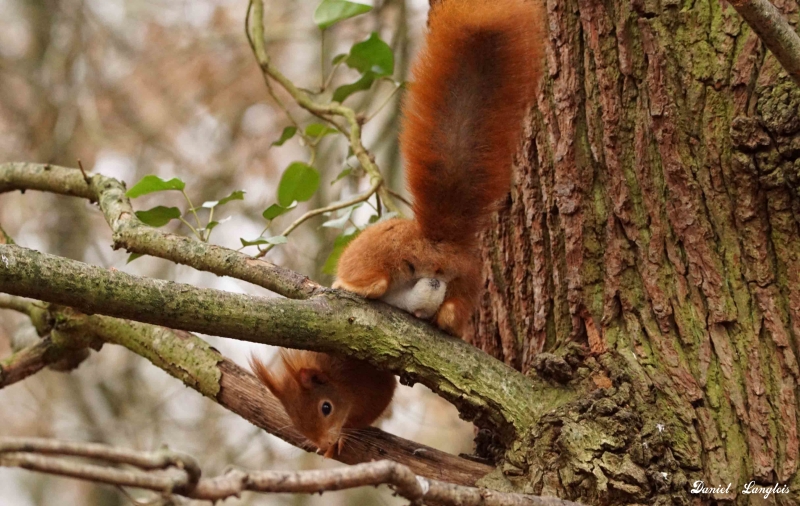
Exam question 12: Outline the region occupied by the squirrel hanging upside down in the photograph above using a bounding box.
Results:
[334,0,545,337]
[250,350,396,458]
[252,0,545,457]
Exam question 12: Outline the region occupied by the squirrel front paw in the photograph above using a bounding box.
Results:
[333,276,390,298]
[435,299,470,337]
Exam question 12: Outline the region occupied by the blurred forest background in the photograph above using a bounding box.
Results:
[0,0,474,504]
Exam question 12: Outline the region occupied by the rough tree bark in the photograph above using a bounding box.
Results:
[470,0,800,503]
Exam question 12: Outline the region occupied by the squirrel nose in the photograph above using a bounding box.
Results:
[429,278,441,290]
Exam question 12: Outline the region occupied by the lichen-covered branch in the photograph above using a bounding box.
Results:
[0,294,94,387]
[0,243,557,442]
[35,307,489,483]
[725,0,800,86]
[0,437,582,505]
[0,162,321,300]
[0,338,63,388]
[0,292,36,316]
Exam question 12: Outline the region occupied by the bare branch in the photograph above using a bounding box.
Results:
[0,437,584,506]
[0,437,199,475]
[0,453,189,494]
[0,243,551,442]
[725,0,800,86]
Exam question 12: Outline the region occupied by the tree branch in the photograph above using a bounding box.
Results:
[0,162,321,300]
[0,244,555,443]
[0,295,94,387]
[725,0,800,86]
[0,338,59,387]
[0,292,37,316]
[0,296,494,484]
[0,437,583,505]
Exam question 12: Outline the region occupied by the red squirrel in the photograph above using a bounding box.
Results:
[333,0,545,336]
[250,349,396,458]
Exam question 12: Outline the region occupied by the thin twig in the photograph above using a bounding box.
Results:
[0,438,201,485]
[0,437,584,506]
[365,82,403,123]
[725,0,800,86]
[255,179,382,257]
[245,2,300,127]
[246,0,402,215]
[386,187,412,208]
[77,159,91,185]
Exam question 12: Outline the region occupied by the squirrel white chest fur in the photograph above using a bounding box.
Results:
[380,277,447,319]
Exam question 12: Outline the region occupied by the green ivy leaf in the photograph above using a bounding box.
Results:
[345,32,393,76]
[135,206,182,227]
[271,126,297,147]
[323,228,360,275]
[261,204,286,221]
[332,72,376,103]
[331,168,352,184]
[240,235,288,247]
[126,175,185,198]
[266,235,288,245]
[314,0,372,29]
[241,237,269,247]
[277,162,320,207]
[368,211,398,224]
[322,204,362,229]
[202,190,245,209]
[305,123,338,139]
[127,253,144,264]
[332,53,348,65]
[201,216,232,235]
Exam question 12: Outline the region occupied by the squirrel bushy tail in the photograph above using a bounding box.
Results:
[400,0,544,245]
[333,0,545,336]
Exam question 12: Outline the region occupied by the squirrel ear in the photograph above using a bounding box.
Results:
[249,354,282,397]
[297,368,328,389]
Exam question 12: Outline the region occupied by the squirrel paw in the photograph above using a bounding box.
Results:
[333,276,390,298]
[435,299,469,337]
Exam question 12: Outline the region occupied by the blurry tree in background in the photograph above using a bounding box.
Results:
[0,0,474,505]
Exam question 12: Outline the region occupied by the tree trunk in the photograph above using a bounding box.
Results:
[471,0,800,503]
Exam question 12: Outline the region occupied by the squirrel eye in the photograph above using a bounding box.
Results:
[321,401,332,416]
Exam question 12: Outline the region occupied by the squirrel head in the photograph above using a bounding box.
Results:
[250,350,350,457]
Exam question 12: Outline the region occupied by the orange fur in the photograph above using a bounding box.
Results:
[335,0,545,336]
[250,350,396,458]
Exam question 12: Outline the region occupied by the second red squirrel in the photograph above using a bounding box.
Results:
[334,0,545,336]
[250,350,396,458]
